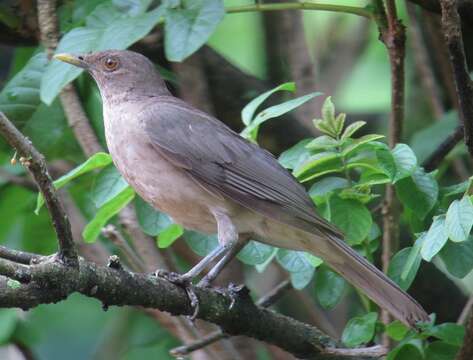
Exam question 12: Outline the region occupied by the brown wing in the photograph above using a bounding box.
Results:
[140,96,343,238]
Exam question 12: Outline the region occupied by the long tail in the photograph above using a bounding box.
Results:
[303,232,429,327]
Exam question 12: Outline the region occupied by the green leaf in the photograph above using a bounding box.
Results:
[82,186,135,243]
[92,165,129,208]
[305,253,323,267]
[290,267,315,290]
[387,342,424,360]
[305,135,340,151]
[134,196,172,236]
[0,52,48,127]
[341,312,378,347]
[396,167,438,220]
[391,143,417,182]
[241,92,322,140]
[333,113,346,138]
[425,341,460,360]
[446,196,473,242]
[386,320,409,341]
[255,248,278,273]
[278,139,311,170]
[184,231,218,256]
[241,82,295,126]
[164,0,224,62]
[35,152,112,213]
[388,247,421,291]
[342,134,385,157]
[309,177,350,199]
[0,309,18,344]
[157,223,184,248]
[41,3,165,104]
[401,233,425,282]
[341,120,366,140]
[441,180,470,198]
[421,216,449,261]
[276,249,314,273]
[237,241,275,266]
[439,237,473,278]
[294,152,343,182]
[321,96,335,124]
[425,323,464,346]
[314,265,346,309]
[330,196,372,245]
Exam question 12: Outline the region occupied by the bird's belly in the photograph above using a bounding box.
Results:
[104,117,234,234]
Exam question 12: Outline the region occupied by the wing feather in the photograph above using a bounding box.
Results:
[140,96,342,238]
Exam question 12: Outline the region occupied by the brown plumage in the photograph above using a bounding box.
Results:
[55,50,429,327]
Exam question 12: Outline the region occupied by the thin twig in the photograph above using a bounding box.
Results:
[439,0,473,160]
[422,125,464,171]
[458,295,473,325]
[102,225,144,272]
[226,2,373,19]
[406,3,445,118]
[324,345,388,357]
[37,0,102,157]
[170,279,293,357]
[0,112,78,265]
[0,246,42,265]
[0,168,37,191]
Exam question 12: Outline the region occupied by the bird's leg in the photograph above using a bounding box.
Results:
[197,239,246,288]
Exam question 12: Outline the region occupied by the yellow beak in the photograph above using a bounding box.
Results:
[53,53,88,69]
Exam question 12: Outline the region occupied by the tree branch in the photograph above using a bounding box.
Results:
[0,252,381,360]
[422,125,464,171]
[0,112,78,265]
[373,0,406,346]
[439,0,473,160]
[170,279,293,357]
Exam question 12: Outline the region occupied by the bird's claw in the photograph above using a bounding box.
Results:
[213,282,247,310]
[156,270,200,320]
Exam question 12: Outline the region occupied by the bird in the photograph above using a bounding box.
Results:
[54,50,429,327]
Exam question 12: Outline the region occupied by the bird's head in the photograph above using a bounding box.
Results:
[54,50,169,102]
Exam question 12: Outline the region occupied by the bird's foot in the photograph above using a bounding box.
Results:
[156,270,200,320]
[210,282,248,310]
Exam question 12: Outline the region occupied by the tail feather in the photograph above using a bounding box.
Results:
[305,233,429,327]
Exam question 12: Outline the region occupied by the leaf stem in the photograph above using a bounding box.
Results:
[226,2,373,19]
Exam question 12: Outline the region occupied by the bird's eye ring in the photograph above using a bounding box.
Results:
[103,57,119,71]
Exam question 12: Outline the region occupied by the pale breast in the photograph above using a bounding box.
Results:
[103,103,238,234]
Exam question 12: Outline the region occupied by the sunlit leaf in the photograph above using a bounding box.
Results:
[445,196,473,242]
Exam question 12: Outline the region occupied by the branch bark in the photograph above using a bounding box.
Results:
[439,0,473,160]
[373,0,406,346]
[422,125,464,171]
[0,112,78,265]
[0,249,381,360]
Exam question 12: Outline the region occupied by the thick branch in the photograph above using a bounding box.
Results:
[440,0,473,159]
[0,113,78,264]
[0,254,380,360]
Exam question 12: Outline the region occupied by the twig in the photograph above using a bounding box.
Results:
[456,309,473,360]
[458,295,473,325]
[0,246,41,265]
[422,125,464,171]
[324,345,388,357]
[37,0,102,157]
[0,112,78,265]
[439,0,473,160]
[226,2,373,19]
[0,168,37,191]
[102,225,144,272]
[406,3,445,119]
[170,279,293,357]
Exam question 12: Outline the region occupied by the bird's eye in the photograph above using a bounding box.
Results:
[103,57,119,71]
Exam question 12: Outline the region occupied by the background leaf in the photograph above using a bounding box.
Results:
[164,0,224,62]
[341,312,378,347]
